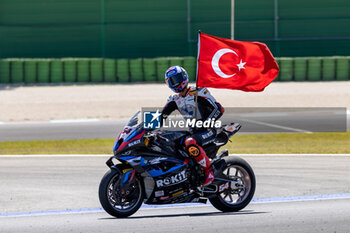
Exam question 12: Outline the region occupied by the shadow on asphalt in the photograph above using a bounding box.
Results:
[98,209,268,220]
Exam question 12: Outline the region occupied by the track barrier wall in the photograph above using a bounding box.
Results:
[0,57,349,84]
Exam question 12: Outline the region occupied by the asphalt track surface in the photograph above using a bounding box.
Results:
[0,154,349,233]
[0,109,348,141]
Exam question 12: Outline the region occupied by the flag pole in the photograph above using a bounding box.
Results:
[231,0,235,40]
[194,80,198,120]
[194,31,201,120]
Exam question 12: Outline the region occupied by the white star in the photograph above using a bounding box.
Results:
[151,110,161,122]
[237,59,246,71]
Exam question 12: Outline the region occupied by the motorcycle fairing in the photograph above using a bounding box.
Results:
[109,154,196,204]
[115,128,146,152]
[116,155,188,178]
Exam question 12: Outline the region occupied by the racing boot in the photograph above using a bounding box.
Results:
[185,138,215,186]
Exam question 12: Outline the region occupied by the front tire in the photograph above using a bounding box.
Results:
[209,156,256,212]
[98,166,144,218]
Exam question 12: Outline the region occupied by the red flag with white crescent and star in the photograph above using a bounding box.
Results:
[196,32,279,92]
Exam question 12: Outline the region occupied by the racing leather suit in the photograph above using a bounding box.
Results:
[161,86,224,186]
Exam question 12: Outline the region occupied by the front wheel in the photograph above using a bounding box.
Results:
[209,156,256,212]
[98,165,144,218]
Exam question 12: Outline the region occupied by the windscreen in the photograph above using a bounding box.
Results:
[126,111,141,127]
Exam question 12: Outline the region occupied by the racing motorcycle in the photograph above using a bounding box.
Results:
[98,111,255,218]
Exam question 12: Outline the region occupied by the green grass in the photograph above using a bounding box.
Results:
[222,132,350,154]
[0,132,349,155]
[0,139,113,155]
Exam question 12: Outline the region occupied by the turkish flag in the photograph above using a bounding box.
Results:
[196,32,279,92]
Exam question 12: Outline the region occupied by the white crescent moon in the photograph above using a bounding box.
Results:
[211,48,238,78]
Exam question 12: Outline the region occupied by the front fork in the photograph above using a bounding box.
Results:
[118,168,136,198]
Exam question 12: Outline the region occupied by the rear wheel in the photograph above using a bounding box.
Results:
[209,156,255,212]
[98,165,144,218]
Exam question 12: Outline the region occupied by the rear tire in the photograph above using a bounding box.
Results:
[98,166,144,218]
[209,156,255,212]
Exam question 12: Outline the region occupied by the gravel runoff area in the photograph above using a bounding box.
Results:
[0,81,349,122]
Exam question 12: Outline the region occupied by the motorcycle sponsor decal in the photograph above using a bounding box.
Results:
[119,127,133,140]
[225,123,240,132]
[128,139,141,147]
[219,182,230,192]
[156,170,187,187]
[198,158,206,167]
[127,157,142,166]
[149,157,168,165]
[188,145,200,157]
[172,190,184,197]
[159,196,170,200]
[169,187,182,194]
[155,190,164,197]
[122,151,131,155]
[213,110,220,119]
[142,159,148,165]
[201,130,214,139]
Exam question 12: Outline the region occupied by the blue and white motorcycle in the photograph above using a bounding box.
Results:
[98,111,255,218]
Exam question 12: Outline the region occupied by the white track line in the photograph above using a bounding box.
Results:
[1,154,350,158]
[0,154,110,158]
[232,154,350,157]
[1,193,350,218]
[50,119,100,123]
[237,112,289,117]
[242,118,313,133]
[0,108,348,125]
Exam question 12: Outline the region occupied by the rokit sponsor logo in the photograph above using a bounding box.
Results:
[156,170,187,187]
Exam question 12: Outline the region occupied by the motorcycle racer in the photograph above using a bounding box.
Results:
[161,66,224,186]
